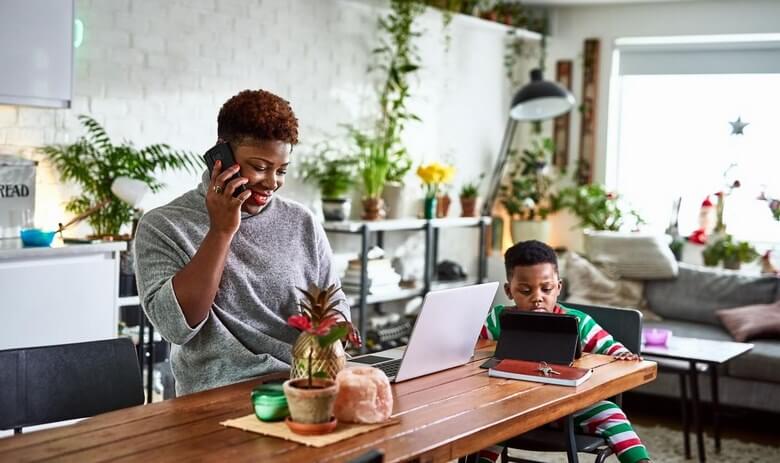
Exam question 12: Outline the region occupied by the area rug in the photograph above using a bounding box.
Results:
[507,423,780,462]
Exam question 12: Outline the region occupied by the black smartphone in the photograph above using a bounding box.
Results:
[202,142,246,197]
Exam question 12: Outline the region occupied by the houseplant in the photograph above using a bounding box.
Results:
[40,115,198,238]
[459,175,483,217]
[500,138,555,242]
[349,127,391,220]
[702,235,759,270]
[284,284,361,433]
[299,142,359,221]
[553,183,643,232]
[417,162,456,219]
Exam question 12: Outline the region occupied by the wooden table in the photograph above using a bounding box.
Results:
[0,341,656,462]
[642,335,753,463]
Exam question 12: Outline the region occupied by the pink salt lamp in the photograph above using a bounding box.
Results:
[643,328,672,346]
[333,366,393,424]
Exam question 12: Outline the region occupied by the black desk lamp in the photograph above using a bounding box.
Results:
[482,69,576,217]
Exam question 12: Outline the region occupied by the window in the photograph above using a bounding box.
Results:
[609,35,780,245]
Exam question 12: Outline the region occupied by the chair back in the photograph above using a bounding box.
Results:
[0,338,144,431]
[561,302,643,353]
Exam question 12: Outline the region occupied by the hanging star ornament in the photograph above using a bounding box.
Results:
[729,117,749,135]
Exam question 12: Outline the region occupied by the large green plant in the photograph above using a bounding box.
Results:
[702,235,759,268]
[348,127,391,199]
[41,115,199,237]
[552,183,643,232]
[299,142,359,199]
[368,0,424,187]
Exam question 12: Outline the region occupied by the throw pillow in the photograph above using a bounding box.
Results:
[716,300,780,342]
[583,230,678,280]
[562,251,661,321]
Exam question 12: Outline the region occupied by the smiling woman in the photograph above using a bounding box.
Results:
[133,89,351,396]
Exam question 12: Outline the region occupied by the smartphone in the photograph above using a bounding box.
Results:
[202,142,246,197]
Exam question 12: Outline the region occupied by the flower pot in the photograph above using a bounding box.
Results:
[460,196,477,217]
[361,197,386,221]
[382,182,404,219]
[322,198,351,222]
[285,415,338,435]
[423,196,437,220]
[723,257,741,270]
[283,378,339,426]
[290,332,346,381]
[436,194,451,218]
[510,220,551,244]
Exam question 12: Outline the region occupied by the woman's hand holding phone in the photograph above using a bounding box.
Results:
[206,160,252,236]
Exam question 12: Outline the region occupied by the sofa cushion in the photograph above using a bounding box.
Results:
[644,263,780,326]
[728,340,780,384]
[645,320,780,384]
[716,300,780,342]
[584,230,678,279]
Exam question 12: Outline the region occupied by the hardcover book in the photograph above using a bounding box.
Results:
[488,358,592,386]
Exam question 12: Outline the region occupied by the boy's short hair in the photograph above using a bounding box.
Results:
[504,240,559,277]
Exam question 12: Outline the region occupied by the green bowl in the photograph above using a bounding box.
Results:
[251,384,289,422]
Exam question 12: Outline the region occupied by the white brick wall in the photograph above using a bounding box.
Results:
[0,0,512,241]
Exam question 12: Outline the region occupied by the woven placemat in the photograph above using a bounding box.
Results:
[220,415,399,447]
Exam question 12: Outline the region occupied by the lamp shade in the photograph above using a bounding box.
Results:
[509,69,575,121]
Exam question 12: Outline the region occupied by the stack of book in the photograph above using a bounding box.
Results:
[341,257,402,295]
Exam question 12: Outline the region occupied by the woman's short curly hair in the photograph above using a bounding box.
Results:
[217,89,299,146]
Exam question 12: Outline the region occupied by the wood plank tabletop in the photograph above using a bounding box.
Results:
[0,341,657,463]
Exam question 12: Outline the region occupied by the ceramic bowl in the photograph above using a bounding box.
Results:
[643,328,672,346]
[20,228,56,247]
[251,383,289,422]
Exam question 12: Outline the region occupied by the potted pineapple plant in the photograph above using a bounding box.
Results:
[284,284,361,435]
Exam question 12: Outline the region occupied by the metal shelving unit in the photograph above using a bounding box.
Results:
[324,216,490,352]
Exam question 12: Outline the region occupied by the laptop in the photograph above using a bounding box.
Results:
[347,282,499,382]
[480,310,581,369]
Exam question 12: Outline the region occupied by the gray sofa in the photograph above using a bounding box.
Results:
[634,262,780,413]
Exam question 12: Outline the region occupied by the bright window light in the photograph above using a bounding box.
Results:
[612,73,780,244]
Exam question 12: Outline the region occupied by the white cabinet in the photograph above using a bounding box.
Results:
[0,240,126,350]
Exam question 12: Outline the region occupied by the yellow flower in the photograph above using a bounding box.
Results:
[417,162,456,197]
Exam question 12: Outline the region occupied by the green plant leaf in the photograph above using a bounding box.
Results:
[317,325,349,348]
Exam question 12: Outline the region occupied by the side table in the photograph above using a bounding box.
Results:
[642,336,753,463]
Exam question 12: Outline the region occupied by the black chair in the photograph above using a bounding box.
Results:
[0,338,144,434]
[501,302,643,463]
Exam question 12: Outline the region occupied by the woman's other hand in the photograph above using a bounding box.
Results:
[206,160,252,236]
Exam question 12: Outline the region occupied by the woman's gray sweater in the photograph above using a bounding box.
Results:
[133,174,347,395]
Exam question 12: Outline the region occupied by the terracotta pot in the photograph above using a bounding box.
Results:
[436,194,451,218]
[290,332,346,381]
[283,378,339,425]
[460,196,477,217]
[284,415,338,435]
[361,197,386,221]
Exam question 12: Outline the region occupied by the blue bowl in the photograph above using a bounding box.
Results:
[20,228,56,247]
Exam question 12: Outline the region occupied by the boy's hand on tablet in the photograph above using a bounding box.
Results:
[613,352,642,361]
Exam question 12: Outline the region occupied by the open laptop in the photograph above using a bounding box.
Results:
[347,282,499,382]
[479,310,581,369]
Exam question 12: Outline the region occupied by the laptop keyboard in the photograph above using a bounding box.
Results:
[376,359,402,378]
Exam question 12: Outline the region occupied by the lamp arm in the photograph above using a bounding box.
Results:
[481,118,519,217]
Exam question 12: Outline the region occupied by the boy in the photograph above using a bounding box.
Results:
[479,240,651,463]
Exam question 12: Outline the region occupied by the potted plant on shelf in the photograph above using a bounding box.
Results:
[299,142,359,221]
[702,234,759,270]
[284,284,361,434]
[459,175,483,217]
[417,161,456,219]
[349,128,391,221]
[500,138,556,243]
[40,115,199,239]
[553,183,644,232]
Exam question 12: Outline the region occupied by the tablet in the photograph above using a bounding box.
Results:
[482,310,580,368]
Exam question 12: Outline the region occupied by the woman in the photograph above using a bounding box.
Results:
[134,89,348,395]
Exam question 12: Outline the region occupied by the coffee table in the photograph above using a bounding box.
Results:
[642,336,753,463]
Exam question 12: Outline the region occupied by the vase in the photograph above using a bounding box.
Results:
[382,182,404,219]
[460,196,477,217]
[321,198,350,222]
[723,257,741,270]
[423,196,437,220]
[361,197,386,221]
[510,220,551,244]
[290,332,346,381]
[283,378,339,426]
[436,194,451,218]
